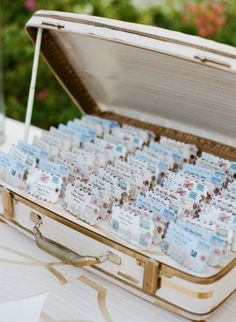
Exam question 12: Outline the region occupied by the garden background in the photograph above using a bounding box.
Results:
[2,0,236,129]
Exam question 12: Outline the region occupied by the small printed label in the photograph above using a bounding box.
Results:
[25,169,62,203]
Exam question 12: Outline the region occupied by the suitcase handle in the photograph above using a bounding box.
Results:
[32,214,111,267]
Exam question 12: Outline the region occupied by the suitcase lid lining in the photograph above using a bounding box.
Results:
[25,11,236,148]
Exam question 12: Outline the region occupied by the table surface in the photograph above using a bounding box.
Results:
[0,118,235,322]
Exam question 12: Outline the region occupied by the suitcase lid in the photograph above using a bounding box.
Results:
[26,10,236,148]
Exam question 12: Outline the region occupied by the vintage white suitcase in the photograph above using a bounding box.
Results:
[1,10,236,321]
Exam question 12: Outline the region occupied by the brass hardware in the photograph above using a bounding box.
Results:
[160,278,213,299]
[1,188,14,220]
[117,271,139,284]
[0,188,234,319]
[136,259,144,266]
[107,252,122,265]
[31,211,121,265]
[41,21,65,29]
[32,215,112,267]
[4,187,236,285]
[12,192,146,261]
[143,260,159,295]
[194,55,231,68]
[30,211,42,224]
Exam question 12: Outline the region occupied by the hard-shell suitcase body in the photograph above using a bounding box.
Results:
[1,10,236,320]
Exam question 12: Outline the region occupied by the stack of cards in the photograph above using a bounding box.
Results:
[110,205,155,248]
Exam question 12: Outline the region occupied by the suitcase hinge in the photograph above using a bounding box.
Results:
[143,260,160,295]
[1,188,14,220]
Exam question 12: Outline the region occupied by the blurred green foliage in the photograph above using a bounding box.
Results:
[2,0,236,129]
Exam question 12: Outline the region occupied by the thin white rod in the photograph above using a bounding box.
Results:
[23,27,43,142]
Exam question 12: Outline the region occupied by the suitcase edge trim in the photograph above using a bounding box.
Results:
[2,186,236,287]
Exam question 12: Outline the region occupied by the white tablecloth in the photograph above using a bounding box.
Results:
[0,118,44,322]
[1,117,42,152]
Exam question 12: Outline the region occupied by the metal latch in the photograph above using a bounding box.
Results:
[1,188,14,220]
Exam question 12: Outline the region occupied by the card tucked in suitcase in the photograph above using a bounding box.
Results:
[1,10,236,321]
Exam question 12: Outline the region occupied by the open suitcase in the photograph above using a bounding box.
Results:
[1,10,236,321]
